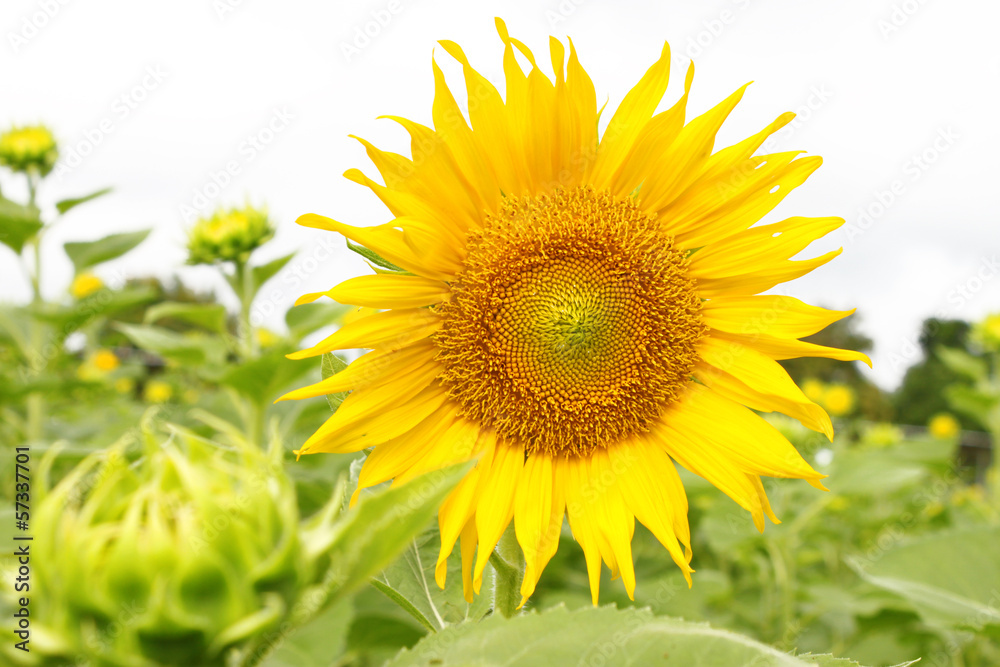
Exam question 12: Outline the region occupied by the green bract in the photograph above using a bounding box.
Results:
[187,205,274,265]
[5,425,342,666]
[0,124,59,176]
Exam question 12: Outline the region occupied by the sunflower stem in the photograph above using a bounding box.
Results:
[490,524,525,618]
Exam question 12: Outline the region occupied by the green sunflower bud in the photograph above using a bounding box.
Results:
[1,423,343,666]
[0,124,58,177]
[186,205,274,265]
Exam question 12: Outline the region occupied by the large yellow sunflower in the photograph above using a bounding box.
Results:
[282,19,870,607]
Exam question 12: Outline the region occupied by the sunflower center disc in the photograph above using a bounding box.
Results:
[435,186,706,455]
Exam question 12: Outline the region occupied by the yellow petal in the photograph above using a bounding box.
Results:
[590,448,637,600]
[588,42,672,189]
[309,273,449,310]
[286,307,440,360]
[695,249,843,298]
[664,384,825,483]
[431,57,499,214]
[610,438,693,583]
[436,430,497,589]
[696,338,832,439]
[702,296,855,341]
[564,455,603,605]
[472,439,523,593]
[311,356,442,435]
[296,383,451,456]
[715,330,873,367]
[353,402,462,505]
[296,213,457,281]
[277,340,436,402]
[459,516,478,603]
[514,452,566,605]
[690,215,844,277]
[656,421,768,530]
[671,154,823,250]
[640,82,750,212]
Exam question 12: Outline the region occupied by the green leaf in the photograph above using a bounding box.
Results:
[220,348,315,407]
[144,301,228,334]
[55,187,112,215]
[116,322,227,368]
[346,239,406,272]
[0,195,43,254]
[64,229,151,273]
[256,596,354,667]
[935,346,987,380]
[285,302,350,341]
[322,461,473,603]
[851,526,1000,632]
[28,286,158,333]
[945,384,1000,425]
[799,656,918,667]
[252,252,296,293]
[320,352,349,411]
[386,605,882,666]
[371,526,494,632]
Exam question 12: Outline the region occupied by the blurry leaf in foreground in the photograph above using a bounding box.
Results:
[64,229,151,273]
[285,301,351,341]
[144,300,229,334]
[116,322,227,368]
[254,461,472,665]
[220,347,315,407]
[55,186,112,215]
[850,526,1000,632]
[371,526,494,632]
[386,605,901,667]
[0,195,43,253]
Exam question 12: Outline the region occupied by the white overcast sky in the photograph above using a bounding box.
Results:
[1,0,998,389]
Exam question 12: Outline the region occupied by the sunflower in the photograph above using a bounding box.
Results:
[282,19,869,606]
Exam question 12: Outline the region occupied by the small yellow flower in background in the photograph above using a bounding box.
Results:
[70,273,104,299]
[76,349,120,381]
[951,484,985,507]
[182,388,200,404]
[114,377,135,394]
[92,349,120,372]
[144,380,173,403]
[928,413,960,440]
[824,384,855,416]
[802,378,826,403]
[828,496,849,512]
[923,501,945,518]
[187,204,274,264]
[863,422,904,447]
[283,19,869,606]
[972,313,1000,351]
[0,124,58,175]
[256,327,281,348]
